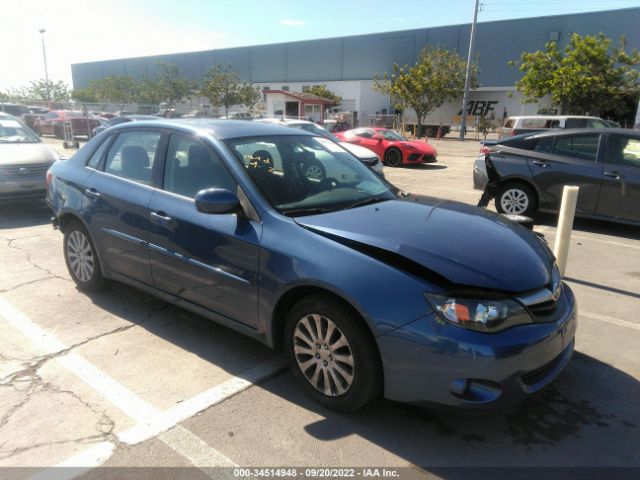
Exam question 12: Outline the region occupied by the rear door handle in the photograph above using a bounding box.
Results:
[532,160,551,167]
[150,211,173,223]
[604,171,622,180]
[85,188,100,199]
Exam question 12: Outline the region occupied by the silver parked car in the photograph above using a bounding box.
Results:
[0,113,60,201]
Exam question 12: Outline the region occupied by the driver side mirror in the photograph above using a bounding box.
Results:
[195,188,240,214]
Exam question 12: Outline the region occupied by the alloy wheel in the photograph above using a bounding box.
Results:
[385,149,402,167]
[500,188,530,215]
[305,164,324,180]
[293,313,355,396]
[66,230,95,283]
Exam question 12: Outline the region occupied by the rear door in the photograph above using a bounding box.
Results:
[596,134,640,223]
[526,133,604,214]
[83,129,165,284]
[146,132,261,327]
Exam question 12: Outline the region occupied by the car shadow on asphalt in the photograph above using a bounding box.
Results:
[534,212,640,242]
[400,164,448,171]
[79,282,639,469]
[258,351,639,469]
[0,201,52,230]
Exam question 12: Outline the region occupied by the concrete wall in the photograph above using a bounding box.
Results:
[72,7,640,90]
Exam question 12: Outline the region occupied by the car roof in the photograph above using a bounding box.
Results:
[110,118,316,139]
[528,128,639,138]
[507,115,604,120]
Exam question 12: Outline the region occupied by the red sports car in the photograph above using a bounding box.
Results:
[335,127,437,167]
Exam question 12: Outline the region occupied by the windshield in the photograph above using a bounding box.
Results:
[290,123,341,143]
[379,129,407,141]
[225,135,396,216]
[0,119,40,144]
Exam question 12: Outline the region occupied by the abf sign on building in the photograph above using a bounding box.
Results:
[71,7,640,128]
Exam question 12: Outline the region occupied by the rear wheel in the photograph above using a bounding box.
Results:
[63,221,108,291]
[496,183,537,216]
[384,148,403,167]
[285,294,382,412]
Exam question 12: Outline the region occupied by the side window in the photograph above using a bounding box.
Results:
[103,131,161,185]
[356,129,374,139]
[552,134,600,161]
[608,135,640,169]
[504,119,515,128]
[588,119,608,129]
[163,135,235,198]
[534,136,554,153]
[565,118,587,129]
[86,136,112,169]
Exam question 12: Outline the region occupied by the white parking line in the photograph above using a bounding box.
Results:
[572,234,640,251]
[581,310,640,331]
[0,297,283,476]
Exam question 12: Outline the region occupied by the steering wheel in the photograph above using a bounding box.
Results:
[321,177,339,190]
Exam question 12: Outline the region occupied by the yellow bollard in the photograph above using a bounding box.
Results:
[553,186,580,277]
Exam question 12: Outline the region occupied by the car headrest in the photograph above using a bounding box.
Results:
[188,144,211,170]
[121,145,150,169]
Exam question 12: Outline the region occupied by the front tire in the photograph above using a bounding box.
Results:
[63,221,108,291]
[384,148,403,167]
[496,183,537,216]
[285,294,382,412]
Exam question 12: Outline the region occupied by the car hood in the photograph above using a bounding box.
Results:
[295,196,553,293]
[399,140,436,153]
[339,142,377,160]
[0,143,59,165]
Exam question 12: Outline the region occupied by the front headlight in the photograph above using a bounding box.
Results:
[425,293,532,332]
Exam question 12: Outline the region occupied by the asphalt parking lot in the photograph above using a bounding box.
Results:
[0,135,639,479]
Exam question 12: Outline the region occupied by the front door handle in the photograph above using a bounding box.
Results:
[85,188,100,199]
[604,171,622,180]
[532,160,550,167]
[150,211,173,223]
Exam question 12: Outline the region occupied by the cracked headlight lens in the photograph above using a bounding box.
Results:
[425,293,533,332]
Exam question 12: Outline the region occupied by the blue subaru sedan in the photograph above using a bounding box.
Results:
[46,119,577,412]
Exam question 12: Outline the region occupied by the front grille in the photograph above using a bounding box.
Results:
[0,163,50,179]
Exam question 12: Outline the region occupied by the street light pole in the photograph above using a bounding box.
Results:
[459,0,480,140]
[38,28,50,101]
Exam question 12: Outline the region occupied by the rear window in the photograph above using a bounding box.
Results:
[521,118,554,129]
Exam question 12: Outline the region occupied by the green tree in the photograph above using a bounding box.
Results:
[71,87,98,103]
[306,85,341,105]
[201,65,243,117]
[77,75,140,104]
[153,62,197,113]
[374,46,477,136]
[512,33,640,117]
[239,83,262,113]
[26,79,71,101]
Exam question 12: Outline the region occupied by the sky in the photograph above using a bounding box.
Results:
[2,0,639,91]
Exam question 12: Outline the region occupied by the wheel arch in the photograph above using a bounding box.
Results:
[270,284,379,356]
[57,211,108,277]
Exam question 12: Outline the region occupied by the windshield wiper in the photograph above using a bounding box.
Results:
[282,207,331,217]
[344,196,390,210]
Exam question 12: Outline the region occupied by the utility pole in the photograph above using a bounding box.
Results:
[39,28,51,101]
[459,0,480,140]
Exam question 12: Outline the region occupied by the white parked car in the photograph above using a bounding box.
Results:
[500,115,610,138]
[255,118,384,177]
[0,113,60,202]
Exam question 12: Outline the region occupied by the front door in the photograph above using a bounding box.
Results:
[147,133,261,327]
[526,133,604,215]
[83,129,164,284]
[596,134,640,223]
